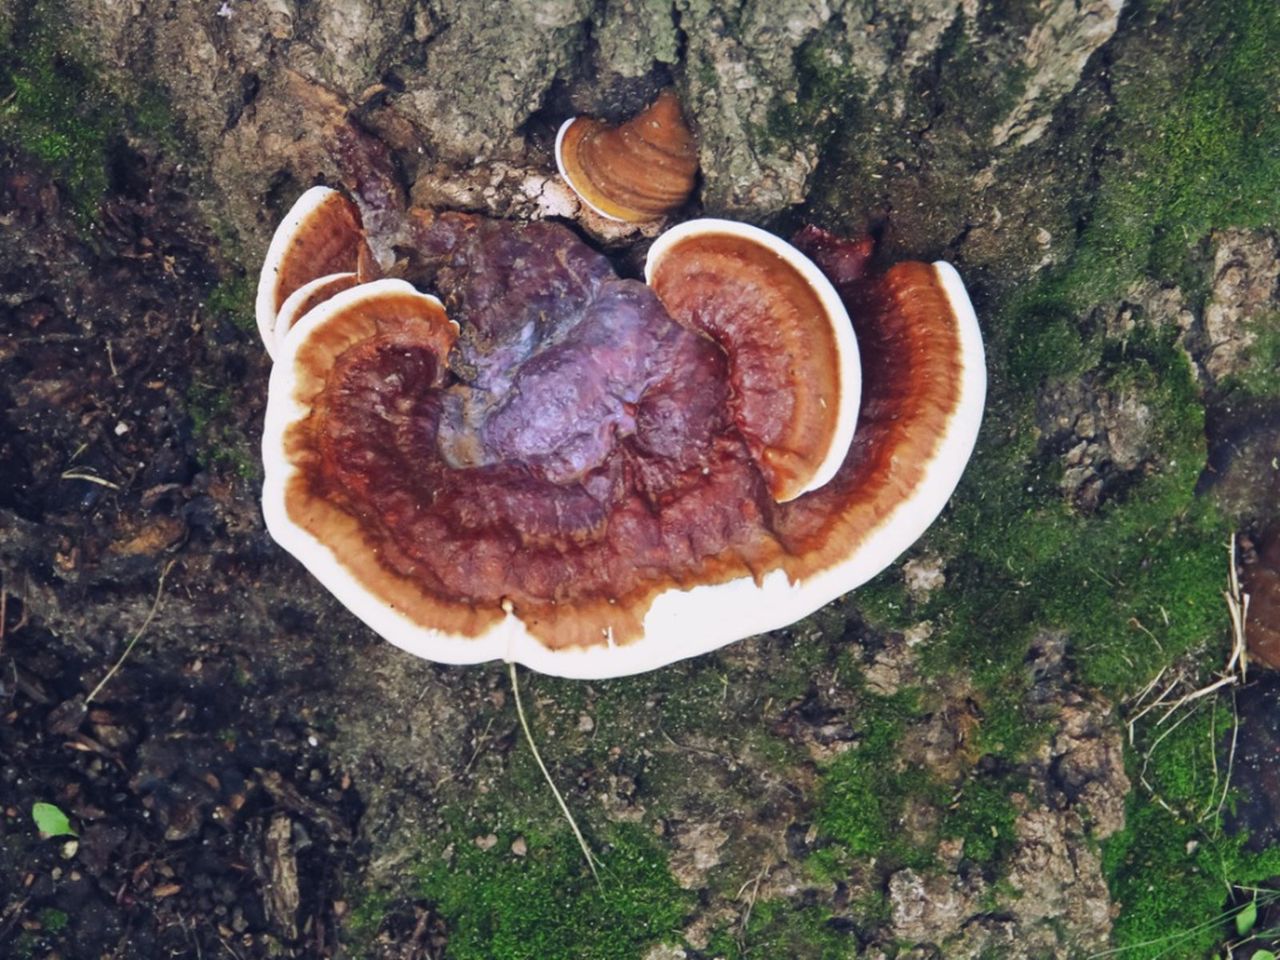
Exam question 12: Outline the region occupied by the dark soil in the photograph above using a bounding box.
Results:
[0,144,365,958]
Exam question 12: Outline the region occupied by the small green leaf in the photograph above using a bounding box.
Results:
[31,802,76,839]
[1253,951,1276,960]
[1237,898,1259,936]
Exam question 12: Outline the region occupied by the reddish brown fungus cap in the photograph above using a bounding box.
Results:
[260,212,985,678]
[645,219,860,502]
[272,272,361,347]
[769,234,987,601]
[255,186,369,359]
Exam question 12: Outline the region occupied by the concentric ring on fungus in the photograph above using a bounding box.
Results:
[272,272,361,348]
[259,198,985,678]
[255,186,368,359]
[645,219,860,502]
[555,89,699,223]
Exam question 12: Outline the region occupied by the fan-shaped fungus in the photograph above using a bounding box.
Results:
[646,219,860,502]
[254,186,369,359]
[272,272,361,348]
[258,201,984,678]
[555,89,699,223]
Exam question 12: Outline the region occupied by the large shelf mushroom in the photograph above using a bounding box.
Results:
[258,191,985,678]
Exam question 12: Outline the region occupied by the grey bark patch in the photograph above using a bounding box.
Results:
[1202,228,1280,383]
[1039,377,1159,513]
[398,0,595,161]
[593,0,681,80]
[991,0,1124,148]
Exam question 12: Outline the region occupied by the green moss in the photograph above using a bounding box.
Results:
[815,690,938,868]
[975,689,1050,762]
[0,5,111,222]
[535,658,729,781]
[186,381,233,438]
[1047,0,1280,311]
[1100,631,1280,956]
[1147,707,1227,816]
[186,380,258,481]
[344,889,392,950]
[1218,316,1280,401]
[128,83,186,156]
[930,11,1032,136]
[941,775,1022,865]
[534,640,822,791]
[1100,691,1280,957]
[1104,802,1280,959]
[705,901,858,960]
[1004,301,1104,390]
[416,823,689,960]
[10,908,71,959]
[0,2,189,226]
[849,574,914,632]
[759,629,845,705]
[384,676,694,960]
[205,272,257,335]
[760,20,864,162]
[815,695,1019,871]
[12,931,38,960]
[37,908,68,933]
[916,320,1220,721]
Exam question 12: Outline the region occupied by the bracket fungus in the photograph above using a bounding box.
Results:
[255,186,371,359]
[272,272,361,348]
[257,189,985,678]
[555,89,699,223]
[646,219,861,503]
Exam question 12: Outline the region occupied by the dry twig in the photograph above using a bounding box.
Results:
[736,867,768,946]
[508,660,600,886]
[1123,536,1250,823]
[60,469,122,490]
[86,560,175,704]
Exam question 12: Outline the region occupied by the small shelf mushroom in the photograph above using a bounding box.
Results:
[272,272,360,348]
[257,193,985,678]
[254,186,370,359]
[555,89,699,223]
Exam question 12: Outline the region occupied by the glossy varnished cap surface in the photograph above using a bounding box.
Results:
[255,187,367,359]
[646,219,860,502]
[555,90,698,223]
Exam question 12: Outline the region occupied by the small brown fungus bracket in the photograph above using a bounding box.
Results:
[555,89,699,224]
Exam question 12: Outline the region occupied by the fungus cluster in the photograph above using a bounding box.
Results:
[256,93,985,678]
